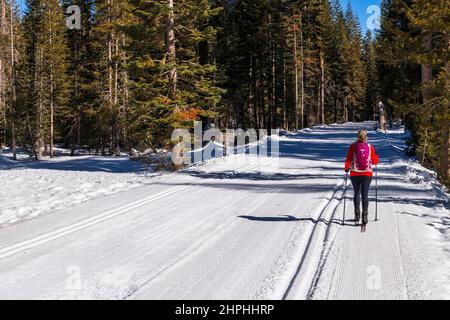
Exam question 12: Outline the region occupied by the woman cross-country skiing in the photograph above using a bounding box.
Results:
[344,130,379,230]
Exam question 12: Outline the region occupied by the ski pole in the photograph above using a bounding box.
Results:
[342,172,348,225]
[375,165,378,221]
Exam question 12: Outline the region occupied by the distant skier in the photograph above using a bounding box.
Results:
[344,130,379,231]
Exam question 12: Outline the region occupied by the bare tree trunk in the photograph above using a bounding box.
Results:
[36,47,44,160]
[70,123,75,156]
[0,1,4,147]
[167,0,177,101]
[422,128,428,164]
[271,36,276,131]
[332,92,336,124]
[25,103,37,160]
[249,54,254,127]
[114,20,119,108]
[0,59,3,146]
[77,113,80,145]
[293,12,299,130]
[316,84,320,125]
[251,55,258,128]
[260,68,266,129]
[71,45,79,157]
[283,55,287,130]
[113,31,119,154]
[50,77,54,157]
[49,6,54,158]
[343,96,348,123]
[320,51,325,125]
[107,0,114,155]
[299,12,304,129]
[9,0,16,160]
[121,33,132,156]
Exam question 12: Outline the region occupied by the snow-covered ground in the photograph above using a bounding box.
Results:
[0,122,449,299]
[0,152,152,226]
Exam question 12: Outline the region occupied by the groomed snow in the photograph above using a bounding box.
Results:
[0,152,153,225]
[0,122,449,300]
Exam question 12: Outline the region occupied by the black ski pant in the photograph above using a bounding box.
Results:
[350,176,372,223]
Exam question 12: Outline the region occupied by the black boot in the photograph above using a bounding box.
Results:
[354,211,360,224]
[362,212,368,225]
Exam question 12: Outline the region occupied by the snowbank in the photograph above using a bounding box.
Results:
[0,153,152,226]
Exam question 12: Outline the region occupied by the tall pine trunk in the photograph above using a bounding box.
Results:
[292,10,304,130]
[271,36,276,131]
[320,51,325,125]
[49,5,54,158]
[282,55,287,130]
[333,92,338,123]
[343,97,348,123]
[0,58,3,147]
[36,46,44,160]
[0,0,4,147]
[113,32,119,154]
[121,33,131,156]
[251,55,258,128]
[248,54,253,128]
[9,0,16,160]
[299,12,304,129]
[107,0,113,155]
[293,13,299,130]
[167,0,177,101]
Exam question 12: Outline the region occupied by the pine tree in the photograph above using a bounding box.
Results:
[407,0,450,181]
[362,30,378,120]
[343,1,365,122]
[318,0,334,125]
[0,0,9,149]
[22,0,69,159]
[376,0,449,185]
[0,0,6,148]
[328,0,348,123]
[92,0,129,154]
[125,0,223,148]
[63,0,97,155]
[0,0,22,158]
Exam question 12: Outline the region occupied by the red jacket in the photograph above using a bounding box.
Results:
[345,143,379,177]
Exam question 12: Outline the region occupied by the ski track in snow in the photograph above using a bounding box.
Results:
[305,127,450,300]
[0,122,449,299]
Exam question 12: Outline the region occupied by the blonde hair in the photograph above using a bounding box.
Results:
[357,130,368,143]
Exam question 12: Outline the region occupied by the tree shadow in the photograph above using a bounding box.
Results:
[377,196,449,210]
[0,155,147,173]
[185,170,344,181]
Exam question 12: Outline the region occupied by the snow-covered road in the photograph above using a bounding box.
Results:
[0,122,449,299]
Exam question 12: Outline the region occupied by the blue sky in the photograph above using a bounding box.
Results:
[16,0,381,34]
[339,0,382,34]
